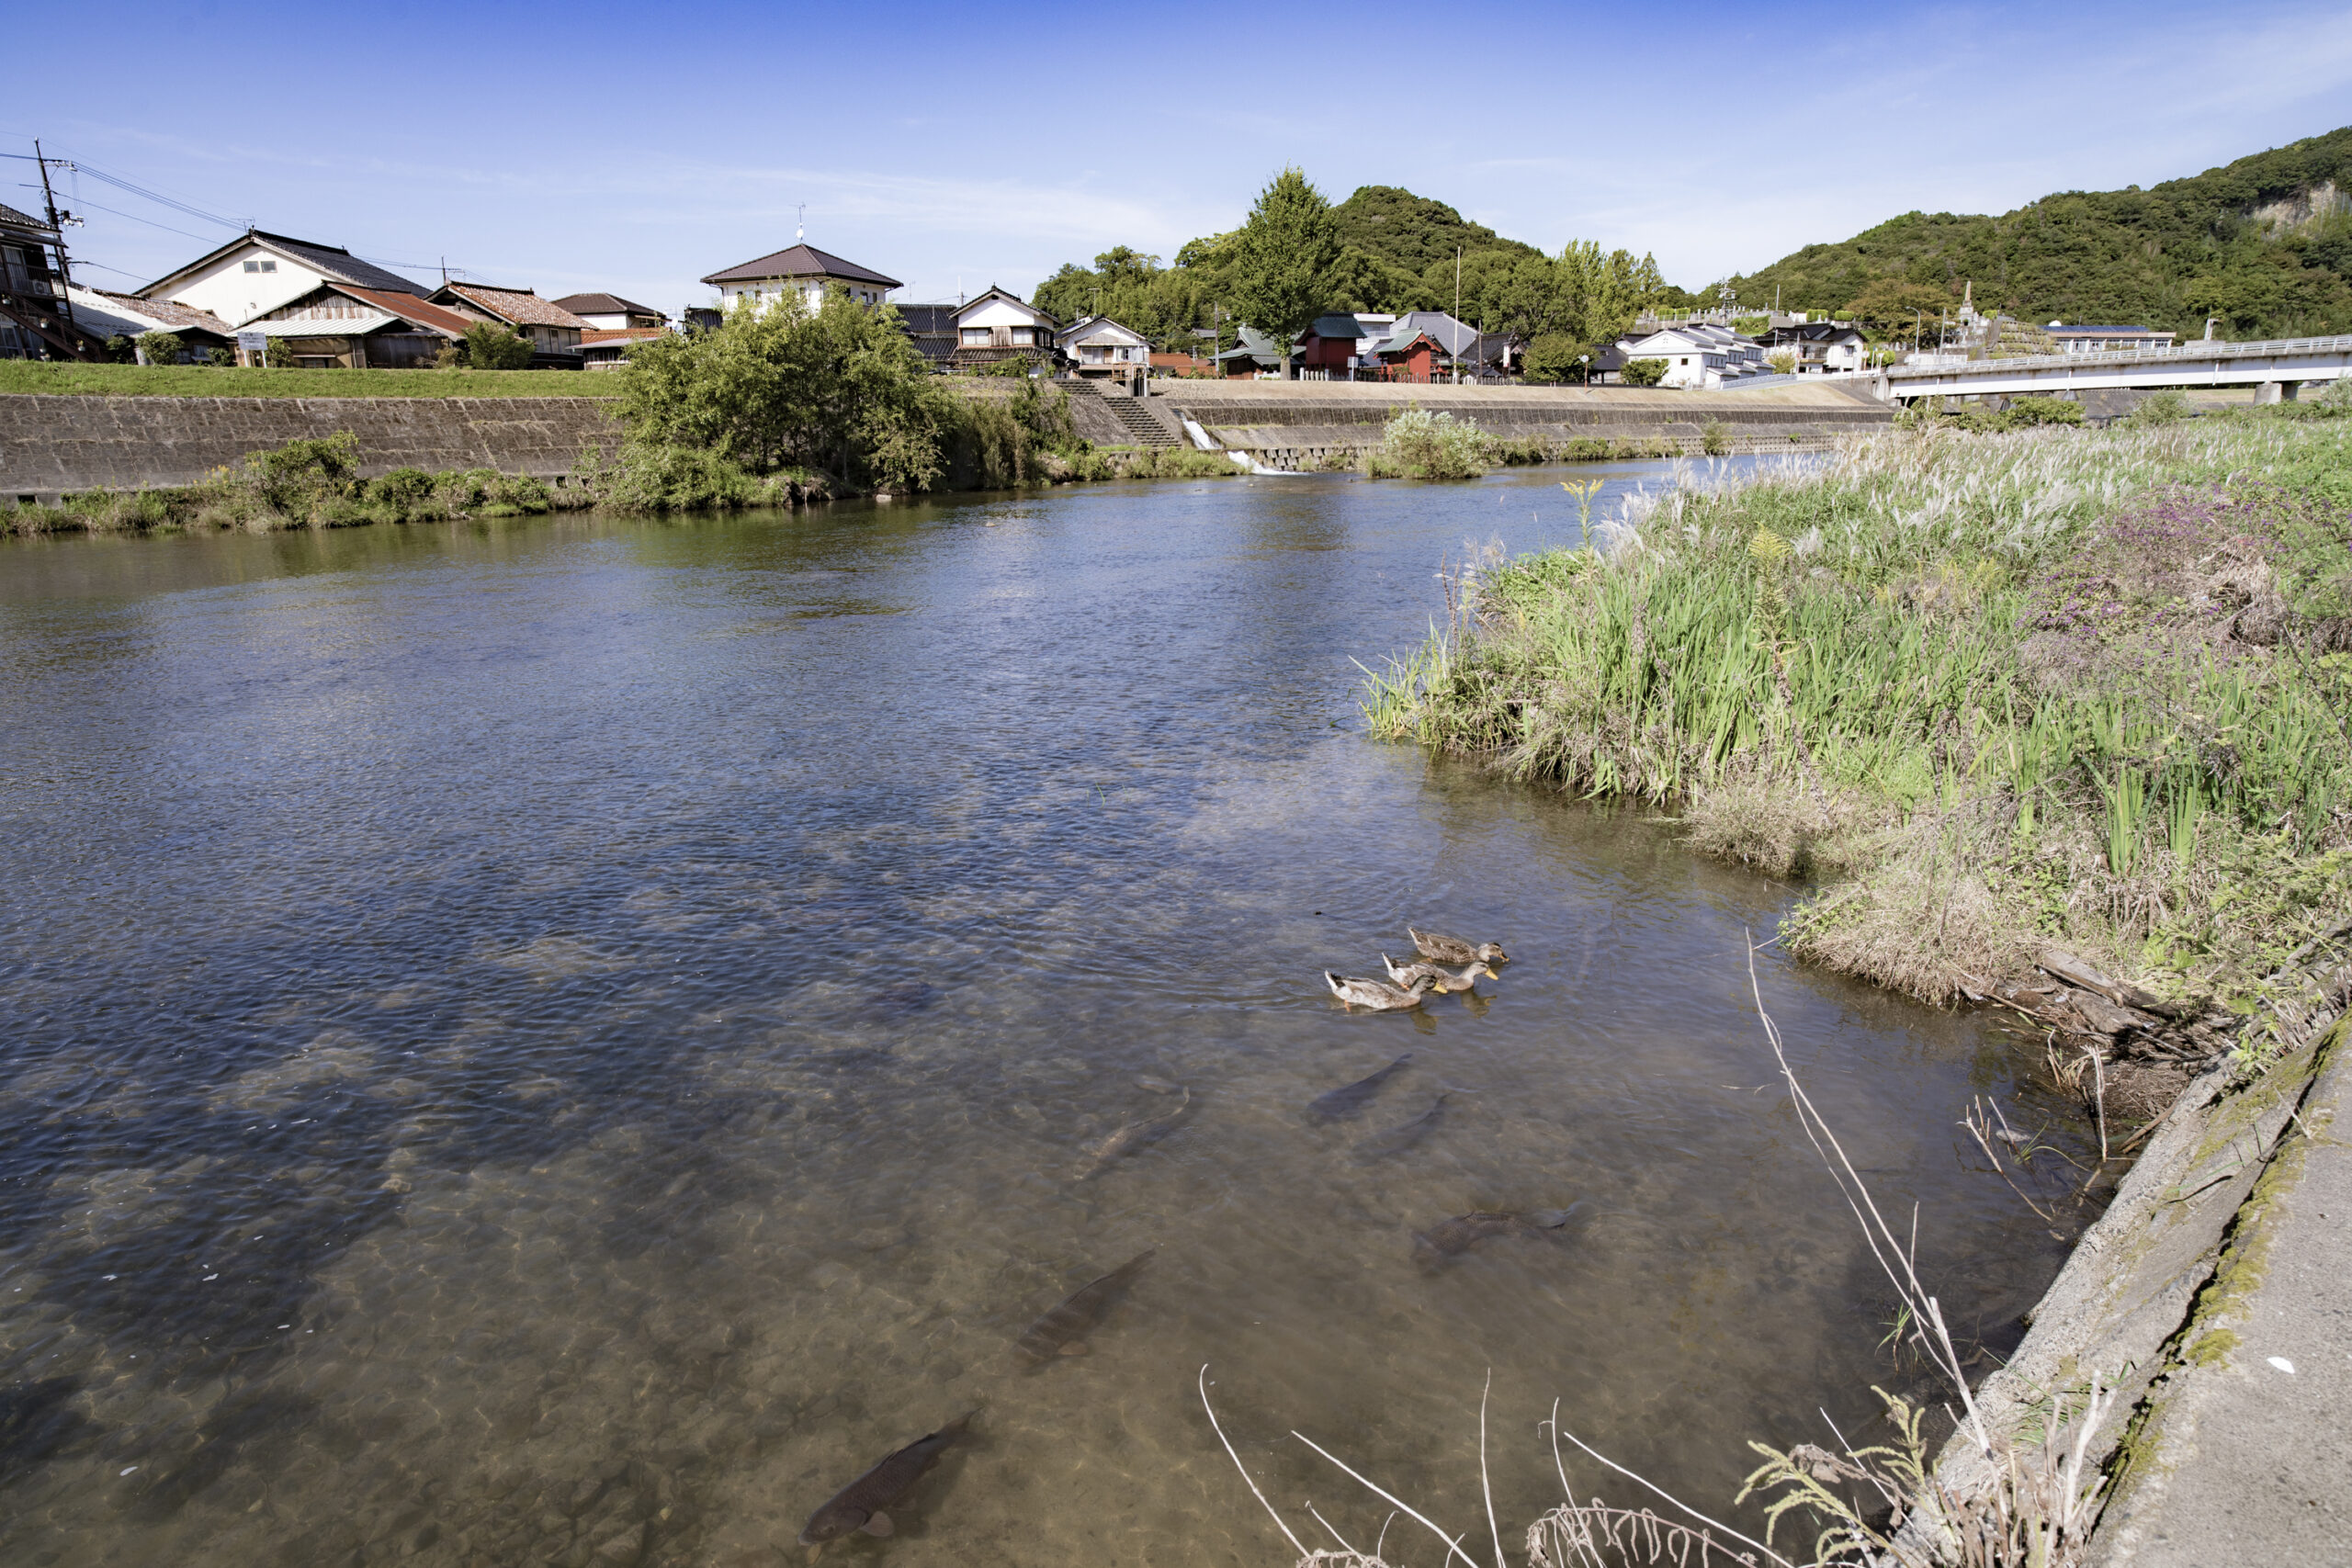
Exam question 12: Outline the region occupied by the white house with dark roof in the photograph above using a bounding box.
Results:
[950,287,1058,368]
[1055,314,1149,376]
[553,292,667,331]
[700,243,900,312]
[137,229,426,328]
[429,283,588,361]
[1617,322,1769,389]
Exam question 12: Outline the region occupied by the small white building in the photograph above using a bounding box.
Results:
[553,292,667,331]
[1618,322,1770,389]
[951,287,1058,368]
[1759,321,1868,375]
[1055,313,1149,376]
[137,230,429,328]
[700,243,900,313]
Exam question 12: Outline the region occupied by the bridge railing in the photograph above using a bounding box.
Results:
[1886,333,2352,379]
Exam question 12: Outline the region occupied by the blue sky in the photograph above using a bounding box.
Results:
[10,0,2352,316]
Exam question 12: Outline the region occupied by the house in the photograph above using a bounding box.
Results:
[137,229,425,328]
[950,287,1057,369]
[1,200,107,360]
[580,328,667,370]
[1213,324,1288,376]
[700,242,900,313]
[1758,321,1867,375]
[1296,313,1371,375]
[553,292,667,331]
[1616,322,1769,389]
[62,287,235,362]
[2045,323,2177,355]
[239,282,481,368]
[894,303,961,370]
[1056,314,1150,377]
[429,283,588,364]
[1374,328,1450,381]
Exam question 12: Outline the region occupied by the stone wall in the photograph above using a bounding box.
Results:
[0,395,625,503]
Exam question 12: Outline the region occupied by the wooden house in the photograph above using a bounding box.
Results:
[242,283,479,368]
[1374,329,1447,382]
[431,283,588,364]
[1,200,106,360]
[553,292,667,331]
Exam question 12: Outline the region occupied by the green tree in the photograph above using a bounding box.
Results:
[1844,278,1951,343]
[1622,358,1668,387]
[140,332,185,366]
[1522,334,1588,383]
[618,287,956,492]
[460,321,535,369]
[1228,167,1343,378]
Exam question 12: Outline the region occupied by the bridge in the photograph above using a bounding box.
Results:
[1860,333,2352,405]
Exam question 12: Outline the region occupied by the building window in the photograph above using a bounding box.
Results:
[961,328,989,346]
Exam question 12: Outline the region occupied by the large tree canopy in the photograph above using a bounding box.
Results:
[1227,168,1345,377]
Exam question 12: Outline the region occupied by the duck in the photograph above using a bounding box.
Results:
[1324,972,1434,1011]
[1408,927,1509,966]
[1382,953,1494,993]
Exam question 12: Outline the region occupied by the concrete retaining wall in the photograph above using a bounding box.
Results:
[0,395,625,503]
[1148,379,1892,468]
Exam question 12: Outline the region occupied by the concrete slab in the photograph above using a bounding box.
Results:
[2092,1027,2352,1564]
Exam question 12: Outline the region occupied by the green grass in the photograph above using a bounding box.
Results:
[0,362,616,399]
[1365,413,2352,1038]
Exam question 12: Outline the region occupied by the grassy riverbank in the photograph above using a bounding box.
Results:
[1366,413,2352,1057]
[0,362,614,399]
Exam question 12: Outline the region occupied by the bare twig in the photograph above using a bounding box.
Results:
[1291,1427,1485,1568]
[1200,1365,1310,1560]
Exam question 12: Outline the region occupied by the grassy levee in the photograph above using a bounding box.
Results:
[1365,412,2352,1057]
[0,362,615,399]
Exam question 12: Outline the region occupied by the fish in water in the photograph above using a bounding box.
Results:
[1306,1053,1412,1121]
[1408,928,1509,966]
[1351,1092,1452,1159]
[1076,1087,1191,1179]
[798,1409,978,1552]
[1015,1247,1156,1363]
[1411,1206,1578,1267]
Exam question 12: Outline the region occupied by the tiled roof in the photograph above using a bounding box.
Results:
[249,231,426,295]
[700,243,901,288]
[894,303,960,333]
[582,327,665,344]
[95,290,233,334]
[342,287,481,338]
[553,291,663,319]
[1,201,58,234]
[441,284,589,329]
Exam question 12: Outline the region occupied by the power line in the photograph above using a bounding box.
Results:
[62,195,214,244]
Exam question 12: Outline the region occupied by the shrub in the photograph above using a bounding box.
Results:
[2004,396,2085,427]
[248,431,360,515]
[2127,389,2190,426]
[600,444,767,512]
[1522,334,1589,384]
[103,334,138,364]
[366,468,436,513]
[140,333,186,367]
[1621,357,1668,388]
[203,346,236,367]
[460,321,535,370]
[1363,406,1493,479]
[1701,419,1731,455]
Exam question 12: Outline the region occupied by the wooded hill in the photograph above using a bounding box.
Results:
[1032,184,1695,352]
[1728,126,2352,339]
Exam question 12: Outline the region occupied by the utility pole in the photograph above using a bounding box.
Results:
[30,140,90,355]
[1452,245,1463,383]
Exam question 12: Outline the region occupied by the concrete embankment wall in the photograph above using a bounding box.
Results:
[1151,380,1894,467]
[0,395,625,503]
[1905,941,2352,1563]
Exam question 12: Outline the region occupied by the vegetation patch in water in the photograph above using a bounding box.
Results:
[1364,413,2352,1058]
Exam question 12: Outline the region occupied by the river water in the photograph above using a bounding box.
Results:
[0,467,2077,1567]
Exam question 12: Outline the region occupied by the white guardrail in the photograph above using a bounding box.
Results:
[1885,333,2352,379]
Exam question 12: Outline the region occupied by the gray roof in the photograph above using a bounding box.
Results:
[701,243,901,288]
[1382,310,1477,355]
[137,229,427,299]
[0,200,58,236]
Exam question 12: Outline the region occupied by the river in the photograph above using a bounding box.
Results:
[0,465,2079,1567]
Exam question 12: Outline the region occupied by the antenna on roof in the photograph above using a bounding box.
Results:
[797,204,805,243]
